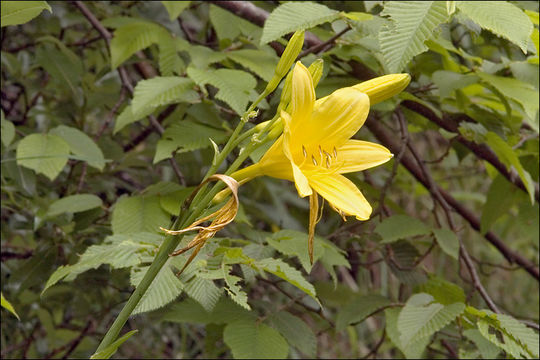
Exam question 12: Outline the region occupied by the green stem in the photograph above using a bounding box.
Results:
[95,89,271,354]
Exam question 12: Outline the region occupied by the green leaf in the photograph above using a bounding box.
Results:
[431,70,479,99]
[36,44,83,96]
[158,35,184,76]
[481,175,521,234]
[113,104,154,134]
[398,293,465,346]
[90,330,138,359]
[131,77,198,118]
[111,196,170,234]
[485,131,536,203]
[416,276,465,305]
[49,125,106,170]
[154,120,228,163]
[260,2,340,44]
[478,72,539,132]
[183,275,223,312]
[187,67,256,114]
[209,4,262,43]
[16,133,70,180]
[385,307,430,359]
[464,329,501,359]
[266,229,325,273]
[46,194,102,217]
[160,1,190,20]
[267,311,316,357]
[1,116,15,147]
[110,21,169,69]
[456,1,533,53]
[432,228,459,259]
[336,294,392,330]
[254,258,317,300]
[222,264,250,310]
[162,297,255,325]
[227,49,279,82]
[223,319,289,359]
[1,292,20,320]
[131,258,184,315]
[1,1,51,27]
[375,215,432,243]
[379,1,449,73]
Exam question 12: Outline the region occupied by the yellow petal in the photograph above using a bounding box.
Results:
[352,74,411,105]
[289,62,315,132]
[308,172,372,220]
[283,111,312,197]
[306,88,370,152]
[257,136,294,180]
[335,140,393,173]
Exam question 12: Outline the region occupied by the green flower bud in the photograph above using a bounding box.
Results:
[275,30,305,78]
[308,59,324,88]
[353,74,411,105]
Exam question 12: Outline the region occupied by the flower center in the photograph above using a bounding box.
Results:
[301,144,338,169]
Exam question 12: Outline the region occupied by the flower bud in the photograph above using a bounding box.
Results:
[308,59,324,88]
[352,74,411,105]
[275,30,305,78]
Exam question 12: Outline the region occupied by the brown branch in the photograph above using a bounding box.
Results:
[1,250,33,261]
[298,26,351,58]
[402,100,539,201]
[366,116,539,282]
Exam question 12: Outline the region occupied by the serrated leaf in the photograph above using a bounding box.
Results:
[375,215,432,243]
[162,297,255,325]
[457,1,533,53]
[46,194,102,217]
[36,44,83,96]
[187,67,256,114]
[379,1,449,72]
[16,133,70,180]
[1,1,51,27]
[131,258,183,315]
[485,131,535,203]
[432,228,459,259]
[1,117,15,147]
[267,311,316,357]
[261,2,340,44]
[385,307,430,359]
[254,258,317,300]
[183,275,223,312]
[50,125,106,170]
[222,264,250,310]
[223,319,289,359]
[113,104,154,134]
[131,77,197,117]
[481,175,521,234]
[1,292,20,320]
[111,196,170,234]
[336,294,392,330]
[161,1,190,20]
[90,330,138,360]
[110,21,169,68]
[209,4,262,43]
[266,230,325,273]
[398,293,465,346]
[158,35,184,76]
[154,120,228,163]
[227,50,279,82]
[464,329,501,359]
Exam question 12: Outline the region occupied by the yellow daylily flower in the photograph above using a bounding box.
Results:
[233,62,410,263]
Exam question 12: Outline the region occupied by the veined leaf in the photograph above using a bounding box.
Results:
[50,125,106,170]
[222,264,250,310]
[113,104,154,134]
[398,293,465,346]
[416,276,465,305]
[267,311,316,357]
[110,21,169,68]
[111,196,170,234]
[266,229,325,273]
[379,1,449,73]
[183,275,223,312]
[464,329,501,359]
[260,2,340,44]
[223,319,289,359]
[161,1,190,20]
[46,194,102,217]
[1,116,15,147]
[187,66,256,114]
[131,76,198,118]
[227,49,279,82]
[162,297,255,325]
[16,133,70,181]
[158,35,184,77]
[385,307,430,359]
[1,1,51,27]
[457,1,533,53]
[432,228,459,260]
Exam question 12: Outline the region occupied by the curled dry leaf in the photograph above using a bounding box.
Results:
[160,174,240,276]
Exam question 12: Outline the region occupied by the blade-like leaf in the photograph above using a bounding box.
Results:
[50,125,106,170]
[223,319,289,359]
[46,194,102,217]
[1,1,51,27]
[16,133,70,180]
[90,330,138,359]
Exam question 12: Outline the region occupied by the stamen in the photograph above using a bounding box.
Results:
[325,156,331,168]
[333,146,338,158]
[302,145,308,158]
[311,155,318,166]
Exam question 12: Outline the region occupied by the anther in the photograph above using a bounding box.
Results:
[333,146,338,158]
[311,155,318,166]
[302,145,308,158]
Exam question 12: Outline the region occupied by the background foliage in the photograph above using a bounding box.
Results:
[1,1,539,358]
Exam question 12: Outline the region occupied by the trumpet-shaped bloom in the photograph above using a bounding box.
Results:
[233,62,408,263]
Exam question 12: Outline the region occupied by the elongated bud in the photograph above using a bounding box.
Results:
[352,74,411,105]
[275,30,305,78]
[308,59,324,88]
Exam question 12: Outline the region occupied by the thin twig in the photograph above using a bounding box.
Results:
[298,26,351,58]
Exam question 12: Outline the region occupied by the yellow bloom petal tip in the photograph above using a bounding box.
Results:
[353,73,411,105]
